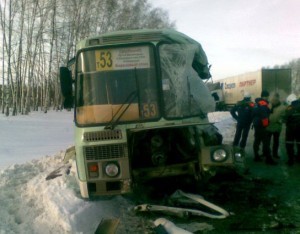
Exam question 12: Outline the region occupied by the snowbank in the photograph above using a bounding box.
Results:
[0,153,132,233]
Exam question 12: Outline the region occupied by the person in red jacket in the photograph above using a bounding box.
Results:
[252,90,276,165]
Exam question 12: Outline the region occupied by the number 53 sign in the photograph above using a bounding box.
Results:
[95,47,150,71]
[142,103,157,118]
[95,50,113,71]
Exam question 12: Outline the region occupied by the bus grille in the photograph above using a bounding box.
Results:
[84,130,122,142]
[84,144,128,161]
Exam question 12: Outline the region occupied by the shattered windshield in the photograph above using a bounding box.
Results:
[75,45,159,125]
[159,44,215,119]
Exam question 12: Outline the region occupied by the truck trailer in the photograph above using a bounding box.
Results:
[210,68,292,108]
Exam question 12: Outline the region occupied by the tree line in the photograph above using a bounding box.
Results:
[276,58,300,96]
[0,0,175,116]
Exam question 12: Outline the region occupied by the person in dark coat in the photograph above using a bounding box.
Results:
[285,94,300,165]
[230,92,254,150]
[252,90,276,165]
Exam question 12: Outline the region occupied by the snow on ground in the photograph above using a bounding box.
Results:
[0,111,235,234]
[0,110,74,171]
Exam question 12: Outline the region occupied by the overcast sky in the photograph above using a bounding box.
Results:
[150,0,300,80]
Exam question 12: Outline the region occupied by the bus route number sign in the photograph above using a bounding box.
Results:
[95,50,113,71]
[95,47,150,71]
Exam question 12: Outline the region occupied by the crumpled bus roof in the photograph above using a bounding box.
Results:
[161,29,211,79]
[77,29,211,79]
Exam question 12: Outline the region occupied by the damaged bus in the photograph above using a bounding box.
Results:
[60,29,244,198]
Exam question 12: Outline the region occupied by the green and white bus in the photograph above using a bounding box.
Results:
[60,29,243,198]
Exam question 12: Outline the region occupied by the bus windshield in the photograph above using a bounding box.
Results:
[159,43,215,119]
[75,45,159,125]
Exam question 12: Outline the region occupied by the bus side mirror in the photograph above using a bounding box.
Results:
[60,67,74,109]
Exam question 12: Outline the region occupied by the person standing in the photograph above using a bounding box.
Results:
[230,92,254,150]
[252,90,276,165]
[265,93,286,159]
[285,94,300,165]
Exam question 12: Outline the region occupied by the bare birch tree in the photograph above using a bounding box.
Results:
[0,0,6,114]
[5,0,14,116]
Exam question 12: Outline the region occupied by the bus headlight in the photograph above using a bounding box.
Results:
[105,162,120,177]
[212,149,227,162]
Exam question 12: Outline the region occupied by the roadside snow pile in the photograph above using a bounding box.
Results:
[0,152,130,234]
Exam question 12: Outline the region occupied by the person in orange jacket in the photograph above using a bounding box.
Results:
[252,90,276,165]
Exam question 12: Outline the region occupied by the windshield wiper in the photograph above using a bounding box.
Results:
[104,90,137,130]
